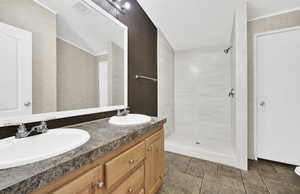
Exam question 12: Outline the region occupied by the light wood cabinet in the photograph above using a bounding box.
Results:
[105,142,145,189]
[34,127,164,194]
[145,130,164,194]
[52,165,104,194]
[111,165,144,194]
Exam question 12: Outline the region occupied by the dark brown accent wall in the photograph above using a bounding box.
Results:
[0,0,158,139]
[116,0,158,116]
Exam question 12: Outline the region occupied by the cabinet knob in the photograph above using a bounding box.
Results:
[147,146,152,151]
[129,159,135,164]
[96,181,104,188]
[128,187,134,193]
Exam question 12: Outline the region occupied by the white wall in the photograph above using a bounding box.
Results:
[175,49,231,142]
[57,38,99,111]
[110,42,124,106]
[158,31,175,137]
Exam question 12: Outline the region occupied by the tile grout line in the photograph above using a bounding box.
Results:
[257,170,272,194]
[199,174,205,194]
[261,177,272,194]
[240,170,248,194]
[184,158,192,173]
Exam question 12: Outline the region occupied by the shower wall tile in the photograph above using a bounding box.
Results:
[175,49,232,142]
[158,31,175,137]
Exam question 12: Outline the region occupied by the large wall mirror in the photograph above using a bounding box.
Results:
[0,0,128,125]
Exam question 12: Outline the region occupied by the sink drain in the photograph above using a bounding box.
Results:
[195,141,201,145]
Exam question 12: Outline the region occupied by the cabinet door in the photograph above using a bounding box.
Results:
[111,165,145,194]
[145,130,164,194]
[52,165,104,194]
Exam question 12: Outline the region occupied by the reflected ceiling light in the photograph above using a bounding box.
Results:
[122,2,131,10]
[105,0,131,14]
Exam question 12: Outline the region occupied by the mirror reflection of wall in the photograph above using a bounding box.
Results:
[0,0,126,118]
[98,42,124,108]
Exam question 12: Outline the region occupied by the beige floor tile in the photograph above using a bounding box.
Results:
[162,152,299,194]
[249,160,277,174]
[264,178,300,194]
[218,164,242,180]
[160,170,202,194]
[165,152,191,174]
[244,187,270,194]
[185,158,206,178]
[242,168,268,190]
[260,170,300,187]
[271,162,295,175]
[200,174,246,194]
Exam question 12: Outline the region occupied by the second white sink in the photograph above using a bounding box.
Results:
[109,114,151,126]
[0,128,90,169]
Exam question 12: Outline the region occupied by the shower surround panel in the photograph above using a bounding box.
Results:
[174,49,232,144]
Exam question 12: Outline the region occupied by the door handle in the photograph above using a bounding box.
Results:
[259,101,266,107]
[24,102,31,107]
[228,88,235,98]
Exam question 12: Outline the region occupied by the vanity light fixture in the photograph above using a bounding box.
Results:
[105,0,131,14]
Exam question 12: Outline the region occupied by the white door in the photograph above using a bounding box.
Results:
[0,22,32,118]
[256,27,300,165]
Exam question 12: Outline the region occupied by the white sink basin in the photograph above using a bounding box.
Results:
[296,167,300,176]
[109,114,151,126]
[0,128,90,169]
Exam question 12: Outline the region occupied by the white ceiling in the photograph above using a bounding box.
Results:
[37,0,125,55]
[137,0,241,51]
[137,0,300,51]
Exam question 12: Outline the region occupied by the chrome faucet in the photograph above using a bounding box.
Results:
[15,121,48,139]
[117,108,130,116]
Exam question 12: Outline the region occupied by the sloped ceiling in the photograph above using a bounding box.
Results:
[37,0,125,55]
[137,0,240,51]
[137,0,300,51]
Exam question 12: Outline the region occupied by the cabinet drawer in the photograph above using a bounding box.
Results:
[52,165,104,194]
[111,165,145,194]
[105,142,145,188]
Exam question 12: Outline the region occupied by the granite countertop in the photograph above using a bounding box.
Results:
[0,117,166,194]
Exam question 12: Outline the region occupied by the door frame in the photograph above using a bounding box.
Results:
[253,26,300,160]
[234,1,248,171]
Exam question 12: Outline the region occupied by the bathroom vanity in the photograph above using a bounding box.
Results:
[0,0,165,193]
[0,117,166,194]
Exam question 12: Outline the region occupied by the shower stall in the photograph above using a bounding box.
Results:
[165,2,248,170]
